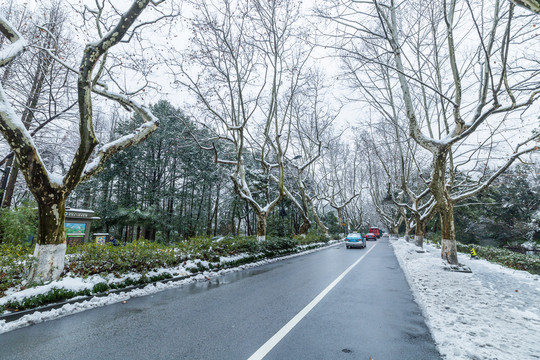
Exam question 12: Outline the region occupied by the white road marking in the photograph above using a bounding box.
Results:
[247,242,378,360]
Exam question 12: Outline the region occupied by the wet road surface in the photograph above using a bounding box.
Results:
[0,237,440,359]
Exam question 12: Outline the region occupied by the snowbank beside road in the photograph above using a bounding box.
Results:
[392,238,540,360]
[0,241,341,334]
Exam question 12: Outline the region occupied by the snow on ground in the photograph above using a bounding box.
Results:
[0,241,340,334]
[392,238,540,360]
[4,237,537,359]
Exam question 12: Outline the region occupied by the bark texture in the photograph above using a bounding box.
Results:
[256,212,267,241]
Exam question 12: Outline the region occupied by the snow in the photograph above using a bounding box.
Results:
[0,241,342,334]
[47,172,64,187]
[3,238,538,359]
[392,238,540,360]
[522,241,540,250]
[0,16,27,67]
[65,208,95,213]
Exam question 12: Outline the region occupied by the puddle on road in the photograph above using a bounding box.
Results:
[184,266,274,295]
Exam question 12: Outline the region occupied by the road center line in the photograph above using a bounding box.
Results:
[247,242,378,360]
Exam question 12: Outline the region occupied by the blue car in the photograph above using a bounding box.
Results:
[345,233,366,249]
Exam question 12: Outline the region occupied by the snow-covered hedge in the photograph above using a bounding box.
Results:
[1,234,335,311]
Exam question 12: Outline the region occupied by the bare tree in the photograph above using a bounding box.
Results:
[319,139,361,233]
[277,69,336,235]
[373,0,540,264]
[0,0,168,282]
[320,0,540,264]
[0,2,77,209]
[175,0,312,240]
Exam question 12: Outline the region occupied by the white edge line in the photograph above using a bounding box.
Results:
[247,242,378,360]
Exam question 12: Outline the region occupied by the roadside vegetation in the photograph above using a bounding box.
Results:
[457,243,540,275]
[0,232,335,313]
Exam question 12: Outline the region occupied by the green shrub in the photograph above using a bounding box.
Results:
[457,242,540,274]
[0,203,38,245]
[264,237,298,252]
[0,234,334,312]
[0,243,35,296]
[228,236,261,254]
[2,287,92,312]
[297,230,329,245]
[150,272,173,282]
[92,282,110,293]
[65,240,182,276]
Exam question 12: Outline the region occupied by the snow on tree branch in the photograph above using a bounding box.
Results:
[80,87,159,182]
[510,0,540,14]
[0,15,27,67]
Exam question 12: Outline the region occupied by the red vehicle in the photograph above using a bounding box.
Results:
[368,227,382,238]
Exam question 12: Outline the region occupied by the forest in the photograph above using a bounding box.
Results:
[0,0,539,282]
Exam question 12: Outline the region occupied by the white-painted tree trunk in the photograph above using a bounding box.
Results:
[414,235,424,248]
[29,243,67,283]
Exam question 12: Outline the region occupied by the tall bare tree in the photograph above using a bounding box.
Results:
[0,1,77,210]
[320,0,540,264]
[374,0,539,264]
[319,139,361,233]
[0,0,168,282]
[278,69,336,235]
[175,0,312,240]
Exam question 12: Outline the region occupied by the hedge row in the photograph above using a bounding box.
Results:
[1,234,333,300]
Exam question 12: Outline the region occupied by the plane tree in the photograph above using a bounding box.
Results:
[318,138,362,233]
[0,2,77,209]
[0,0,169,282]
[275,69,336,236]
[372,0,540,264]
[319,0,540,264]
[174,0,312,240]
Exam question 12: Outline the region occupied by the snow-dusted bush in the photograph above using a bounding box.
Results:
[457,243,540,274]
[0,244,35,296]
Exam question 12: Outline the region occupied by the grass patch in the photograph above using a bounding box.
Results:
[2,287,92,312]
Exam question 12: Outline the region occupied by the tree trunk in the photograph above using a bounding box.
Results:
[431,150,459,265]
[298,217,310,236]
[1,157,18,208]
[244,201,252,236]
[206,184,213,236]
[440,202,458,264]
[414,217,425,248]
[402,209,411,242]
[390,225,399,240]
[256,211,267,241]
[310,200,328,235]
[28,195,67,283]
[213,182,220,236]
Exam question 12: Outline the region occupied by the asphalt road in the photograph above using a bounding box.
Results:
[0,237,440,359]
